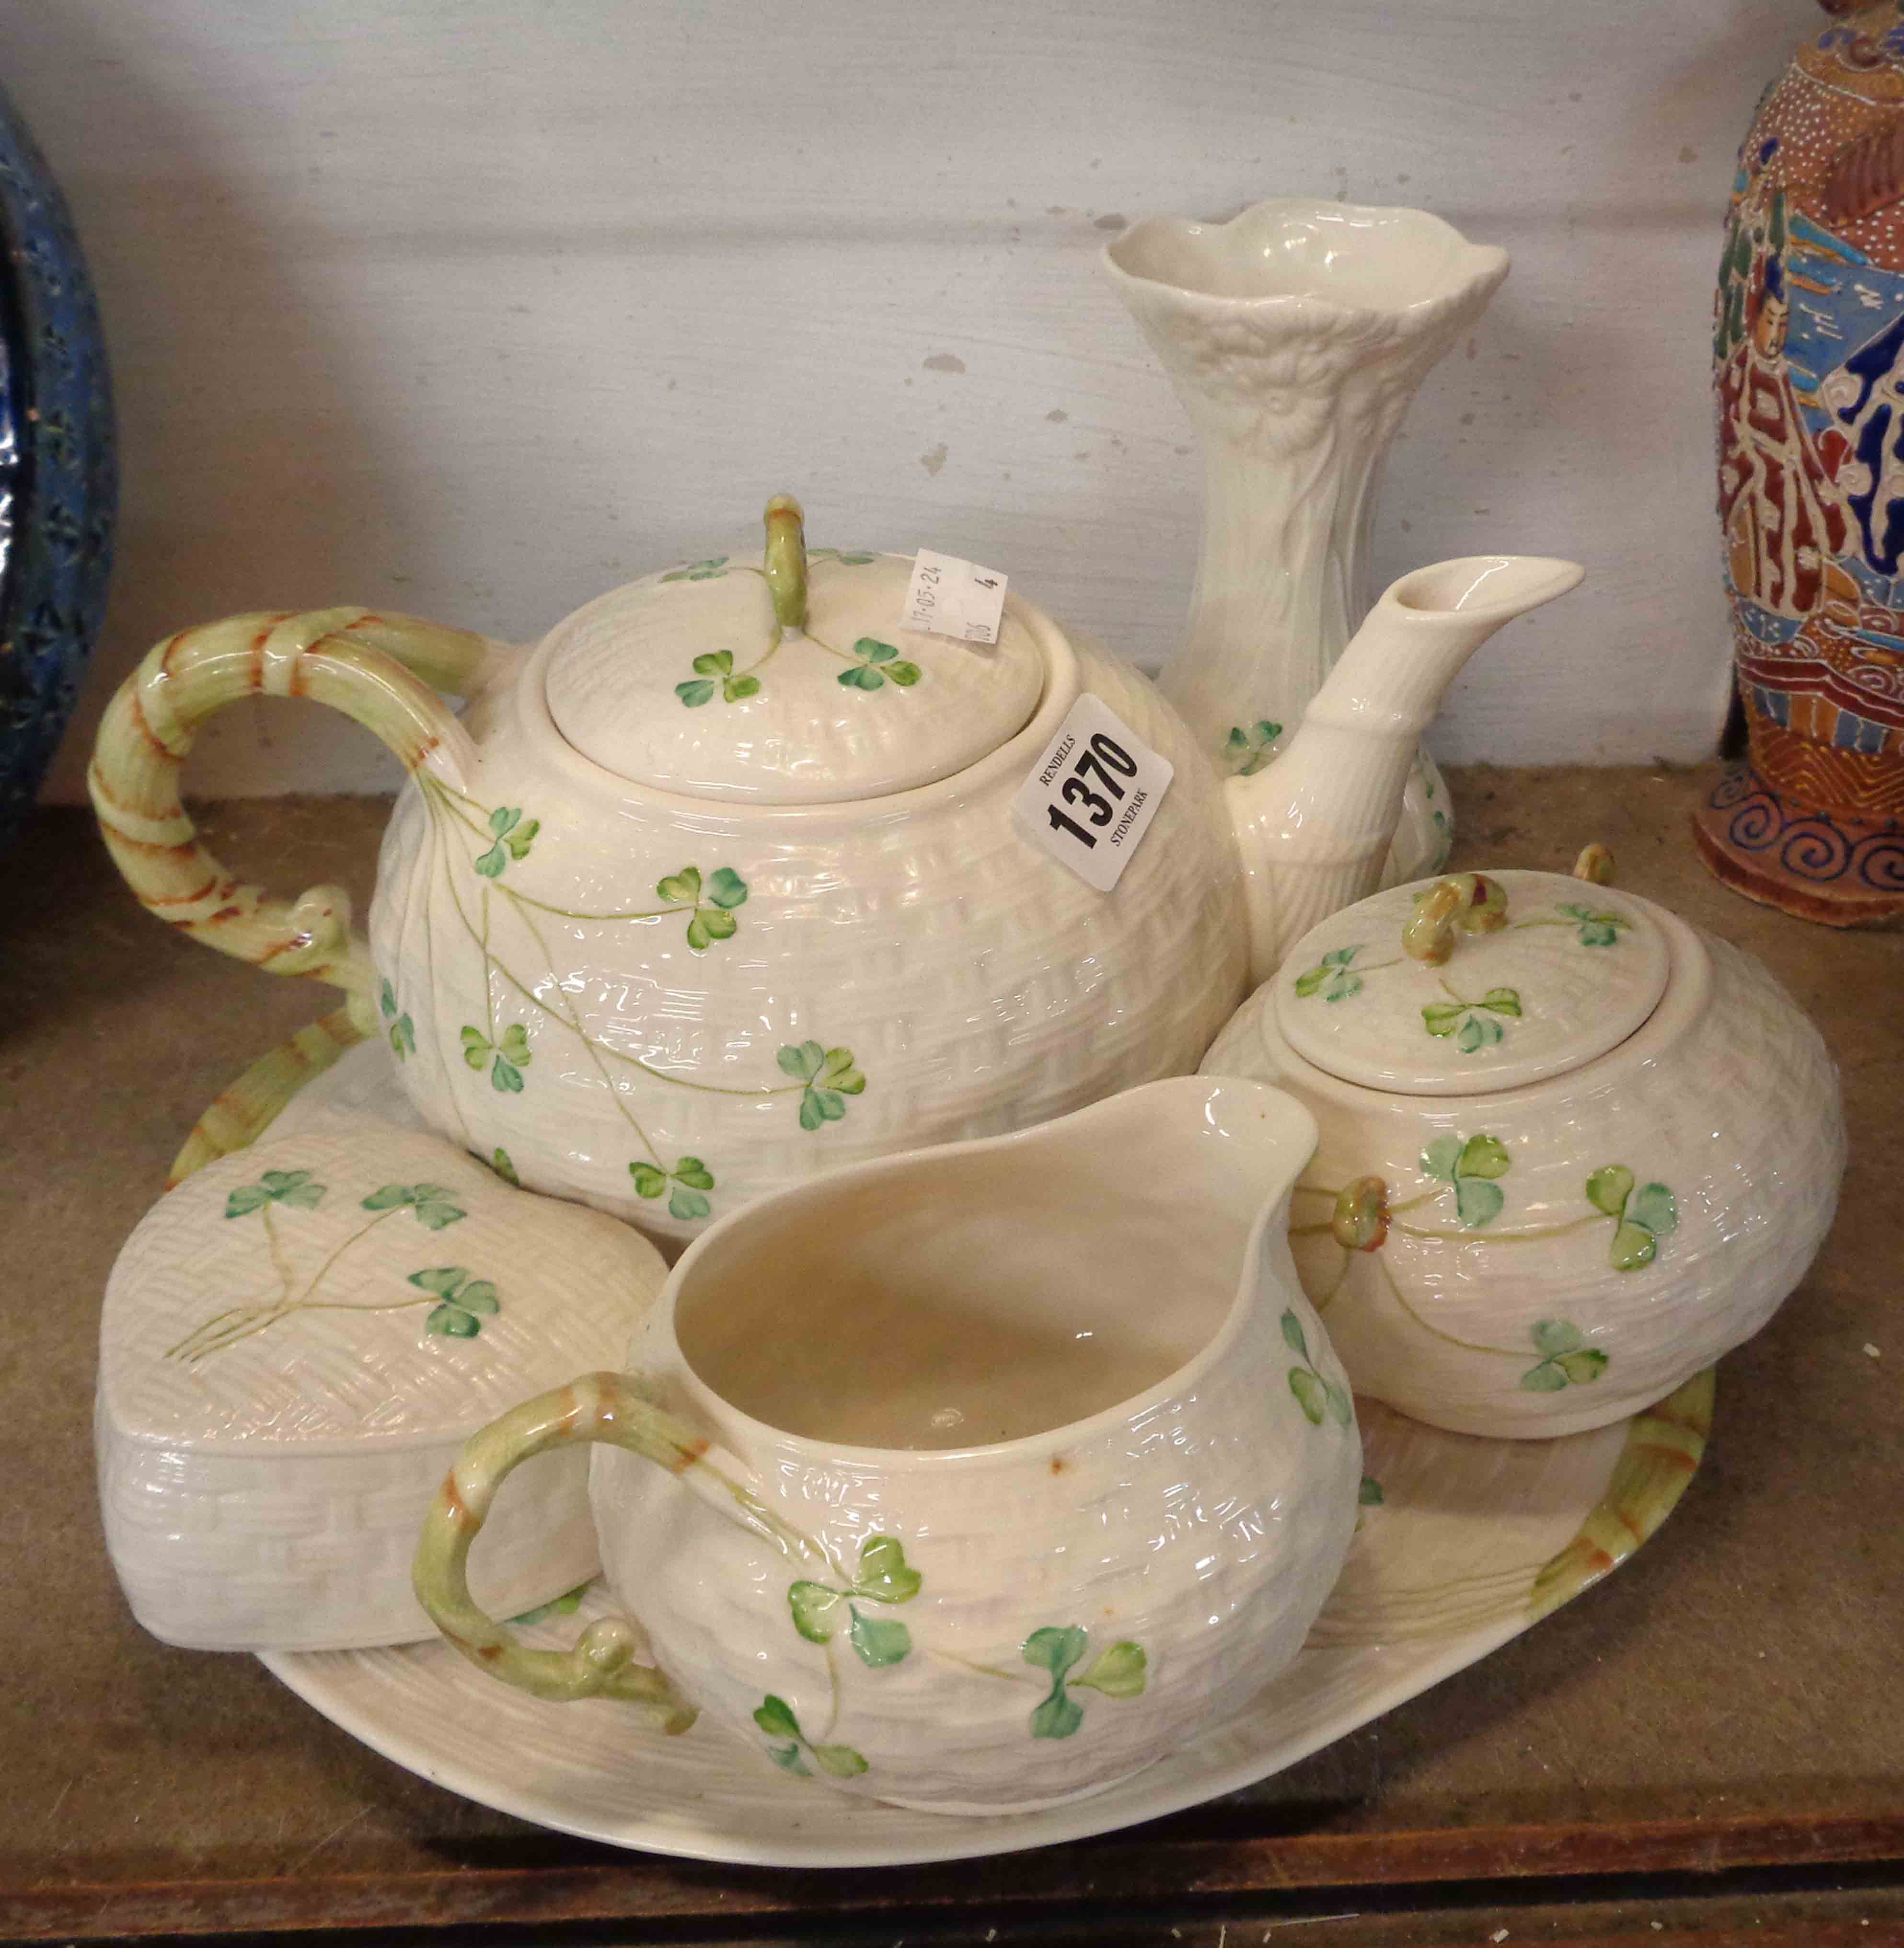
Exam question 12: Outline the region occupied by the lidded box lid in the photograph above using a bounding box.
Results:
[1271,868,1671,1096]
[539,497,1048,805]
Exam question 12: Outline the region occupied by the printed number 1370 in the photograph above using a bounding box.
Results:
[1047,733,1138,848]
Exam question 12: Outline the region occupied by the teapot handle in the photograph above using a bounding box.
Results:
[89,607,494,1034]
[412,1371,709,1731]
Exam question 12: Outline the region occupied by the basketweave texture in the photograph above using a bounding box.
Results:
[97,1121,667,1649]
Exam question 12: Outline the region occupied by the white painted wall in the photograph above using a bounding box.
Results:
[12,0,1796,800]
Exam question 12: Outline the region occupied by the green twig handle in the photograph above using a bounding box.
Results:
[88,607,497,1034]
[763,494,808,630]
[412,1371,702,1733]
[1402,872,1509,965]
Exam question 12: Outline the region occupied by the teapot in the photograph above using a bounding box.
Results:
[412,1077,1362,1813]
[90,496,1579,1239]
[1200,853,1846,1437]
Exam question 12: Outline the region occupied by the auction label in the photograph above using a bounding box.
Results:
[902,549,1008,645]
[1010,692,1173,892]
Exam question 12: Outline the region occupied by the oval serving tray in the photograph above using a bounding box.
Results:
[169,1011,1712,1870]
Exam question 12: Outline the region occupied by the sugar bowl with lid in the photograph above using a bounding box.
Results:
[1200,858,1846,1436]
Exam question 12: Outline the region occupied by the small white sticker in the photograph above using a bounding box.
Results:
[1011,693,1173,892]
[902,548,1008,645]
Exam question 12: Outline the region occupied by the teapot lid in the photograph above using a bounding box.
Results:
[1272,868,1671,1096]
[539,497,1047,804]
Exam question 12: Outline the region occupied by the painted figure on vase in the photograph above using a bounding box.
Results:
[1697,0,1904,922]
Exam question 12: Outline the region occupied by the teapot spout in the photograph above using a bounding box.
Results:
[1227,555,1582,984]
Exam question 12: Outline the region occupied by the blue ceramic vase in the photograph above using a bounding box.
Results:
[0,81,115,855]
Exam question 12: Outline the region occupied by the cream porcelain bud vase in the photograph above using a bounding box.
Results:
[1105,198,1511,884]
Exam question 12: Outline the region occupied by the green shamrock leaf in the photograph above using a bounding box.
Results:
[1223,720,1283,776]
[669,1186,711,1221]
[362,1183,466,1230]
[673,1156,715,1190]
[1479,987,1522,1017]
[1422,1001,1466,1037]
[629,1162,667,1198]
[1324,1376,1353,1426]
[1421,1136,1464,1182]
[847,1608,912,1668]
[224,1168,327,1219]
[1559,1349,1610,1384]
[852,1534,922,1604]
[503,818,539,861]
[1456,1014,1504,1053]
[1580,920,1620,947]
[508,1580,590,1626]
[856,638,898,662]
[788,1582,844,1643]
[657,866,702,906]
[778,1040,824,1082]
[1289,1366,1328,1425]
[724,674,762,702]
[488,1148,520,1187]
[663,556,728,582]
[1520,1361,1569,1393]
[1325,970,1362,1002]
[838,662,885,691]
[1359,1476,1386,1507]
[692,651,733,676]
[784,1044,865,1129]
[1073,1640,1147,1699]
[685,909,734,951]
[675,678,716,707]
[1454,1176,1505,1229]
[753,1694,800,1741]
[1031,1690,1085,1740]
[1610,1220,1659,1270]
[411,1266,499,1338]
[810,1740,870,1778]
[461,1026,491,1071]
[1585,1164,1635,1217]
[1022,1625,1089,1680]
[1530,1318,1584,1357]
[1457,1134,1511,1179]
[706,868,749,910]
[885,661,922,686]
[1281,1309,1310,1360]
[1628,1183,1678,1237]
[1294,964,1328,998]
[389,1013,415,1058]
[380,979,398,1019]
[765,1742,809,1775]
[837,551,876,564]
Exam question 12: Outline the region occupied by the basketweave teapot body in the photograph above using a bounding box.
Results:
[92,498,1577,1241]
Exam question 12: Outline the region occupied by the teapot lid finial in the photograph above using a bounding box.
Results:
[536,497,1049,805]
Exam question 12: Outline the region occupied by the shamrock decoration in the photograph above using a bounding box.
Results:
[1557,901,1630,949]
[1421,1132,1512,1228]
[1282,1309,1353,1428]
[224,1168,326,1221]
[487,1147,520,1187]
[752,1694,867,1778]
[409,1266,500,1338]
[1422,986,1522,1052]
[360,1182,467,1230]
[655,864,749,950]
[629,1155,716,1222]
[1585,1165,1678,1270]
[1520,1318,1609,1392]
[777,1041,867,1129]
[1223,718,1283,777]
[808,548,877,566]
[379,979,415,1059]
[1359,1476,1385,1507]
[787,1534,922,1669]
[661,555,728,582]
[474,806,539,878]
[508,1580,590,1626]
[675,649,761,708]
[837,636,921,691]
[1021,1626,1148,1740]
[462,1022,532,1093]
[1293,945,1363,1003]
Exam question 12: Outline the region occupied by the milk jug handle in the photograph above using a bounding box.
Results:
[87,607,493,1035]
[413,1372,720,1732]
